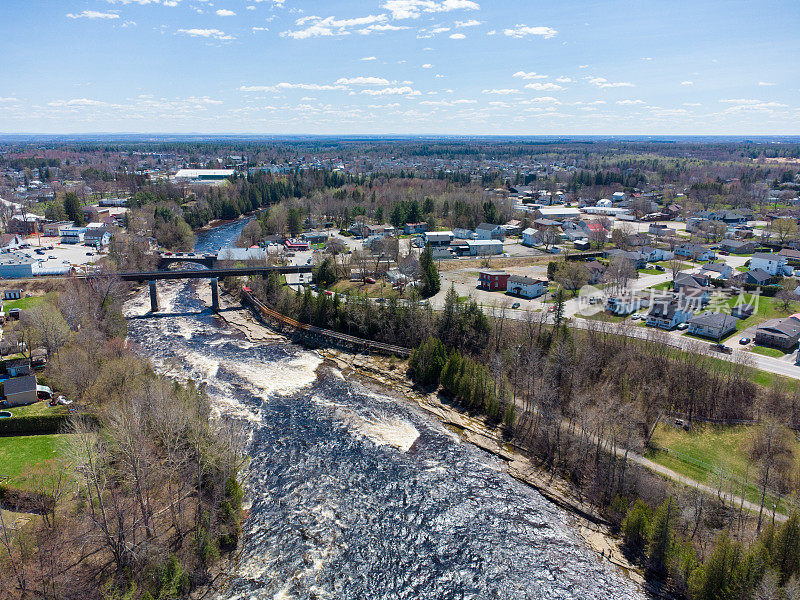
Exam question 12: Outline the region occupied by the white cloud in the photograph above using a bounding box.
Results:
[455,19,481,27]
[240,82,348,92]
[216,9,236,16]
[247,5,256,10]
[720,98,787,109]
[758,81,776,86]
[420,98,477,106]
[641,57,652,61]
[522,96,560,104]
[361,56,377,61]
[587,77,634,88]
[556,76,571,83]
[48,98,109,107]
[334,76,391,85]
[512,71,547,80]
[66,10,119,19]
[422,63,433,68]
[449,33,466,39]
[177,28,234,40]
[503,25,558,39]
[0,97,19,103]
[382,0,480,20]
[683,102,702,106]
[616,99,644,105]
[482,88,520,95]
[360,86,420,96]
[486,29,496,35]
[252,26,269,32]
[681,81,693,86]
[282,14,399,39]
[524,82,563,91]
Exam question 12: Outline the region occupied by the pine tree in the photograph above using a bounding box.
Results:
[419,245,440,298]
[648,497,678,575]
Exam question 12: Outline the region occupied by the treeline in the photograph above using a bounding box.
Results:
[0,278,244,599]
[247,275,488,353]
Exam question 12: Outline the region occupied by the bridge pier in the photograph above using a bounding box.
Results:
[148,280,160,313]
[210,277,220,312]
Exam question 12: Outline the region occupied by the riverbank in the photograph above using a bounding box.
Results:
[202,284,646,589]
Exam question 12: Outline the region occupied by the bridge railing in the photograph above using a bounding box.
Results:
[241,288,411,358]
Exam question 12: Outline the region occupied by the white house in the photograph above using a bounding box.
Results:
[675,243,715,261]
[611,191,627,203]
[646,299,693,330]
[475,223,506,240]
[465,240,503,256]
[521,228,538,247]
[687,312,738,340]
[699,262,733,279]
[60,227,86,244]
[749,252,790,276]
[423,231,454,247]
[506,275,546,299]
[641,246,674,262]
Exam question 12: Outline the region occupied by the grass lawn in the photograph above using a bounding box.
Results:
[750,345,789,358]
[656,261,693,271]
[330,280,407,300]
[3,401,67,418]
[582,311,627,323]
[646,422,800,513]
[649,281,674,291]
[715,293,789,338]
[2,294,53,311]
[0,434,70,489]
[639,268,663,275]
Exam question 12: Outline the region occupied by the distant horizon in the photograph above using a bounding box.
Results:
[2,0,798,135]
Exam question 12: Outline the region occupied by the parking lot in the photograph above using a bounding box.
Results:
[19,234,104,270]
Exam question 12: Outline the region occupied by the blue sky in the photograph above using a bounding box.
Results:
[1,0,798,134]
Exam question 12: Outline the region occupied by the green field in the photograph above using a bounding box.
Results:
[0,434,70,488]
[646,422,800,512]
[2,294,54,312]
[2,401,67,418]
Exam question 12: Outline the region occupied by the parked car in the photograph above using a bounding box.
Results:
[739,337,751,345]
[655,265,665,271]
[365,277,376,284]
[511,302,520,309]
[711,343,733,354]
[676,323,689,330]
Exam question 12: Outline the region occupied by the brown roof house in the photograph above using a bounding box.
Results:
[755,314,800,351]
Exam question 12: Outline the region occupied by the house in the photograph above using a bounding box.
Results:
[301,231,328,244]
[674,272,712,301]
[504,220,523,235]
[475,222,506,241]
[3,289,23,300]
[607,294,648,315]
[466,240,503,256]
[403,222,428,235]
[41,221,72,237]
[755,314,800,350]
[648,224,672,237]
[0,234,23,250]
[699,262,733,280]
[521,228,538,247]
[478,269,510,291]
[720,239,756,255]
[506,275,547,299]
[3,374,38,407]
[604,249,648,269]
[646,298,693,330]
[777,248,800,265]
[84,227,111,248]
[82,206,111,223]
[749,252,790,276]
[743,268,772,286]
[688,312,738,340]
[611,191,626,203]
[4,358,31,377]
[675,243,715,261]
[584,260,606,284]
[365,224,395,239]
[641,246,674,262]
[574,239,591,251]
[423,231,454,247]
[453,228,477,240]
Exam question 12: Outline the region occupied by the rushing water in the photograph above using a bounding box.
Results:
[124,219,645,600]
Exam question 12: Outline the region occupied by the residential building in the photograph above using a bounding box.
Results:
[699,262,733,279]
[3,374,38,407]
[604,249,648,269]
[403,222,428,235]
[4,358,31,377]
[475,222,506,241]
[84,227,111,248]
[452,228,477,240]
[675,243,715,261]
[755,314,800,350]
[743,268,772,286]
[778,248,800,265]
[674,272,712,302]
[646,298,693,330]
[0,234,23,250]
[687,312,738,340]
[641,246,674,262]
[521,228,538,247]
[172,169,235,182]
[478,269,510,291]
[584,260,606,284]
[720,239,756,254]
[506,275,546,299]
[749,252,789,276]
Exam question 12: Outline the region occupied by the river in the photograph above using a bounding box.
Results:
[124,219,645,600]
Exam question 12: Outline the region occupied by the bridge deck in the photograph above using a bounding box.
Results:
[118,265,313,281]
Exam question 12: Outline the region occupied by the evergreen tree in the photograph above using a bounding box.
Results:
[419,244,441,298]
[622,500,652,556]
[408,336,447,386]
[64,192,85,226]
[648,497,678,575]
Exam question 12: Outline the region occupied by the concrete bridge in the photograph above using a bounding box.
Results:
[118,265,314,313]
